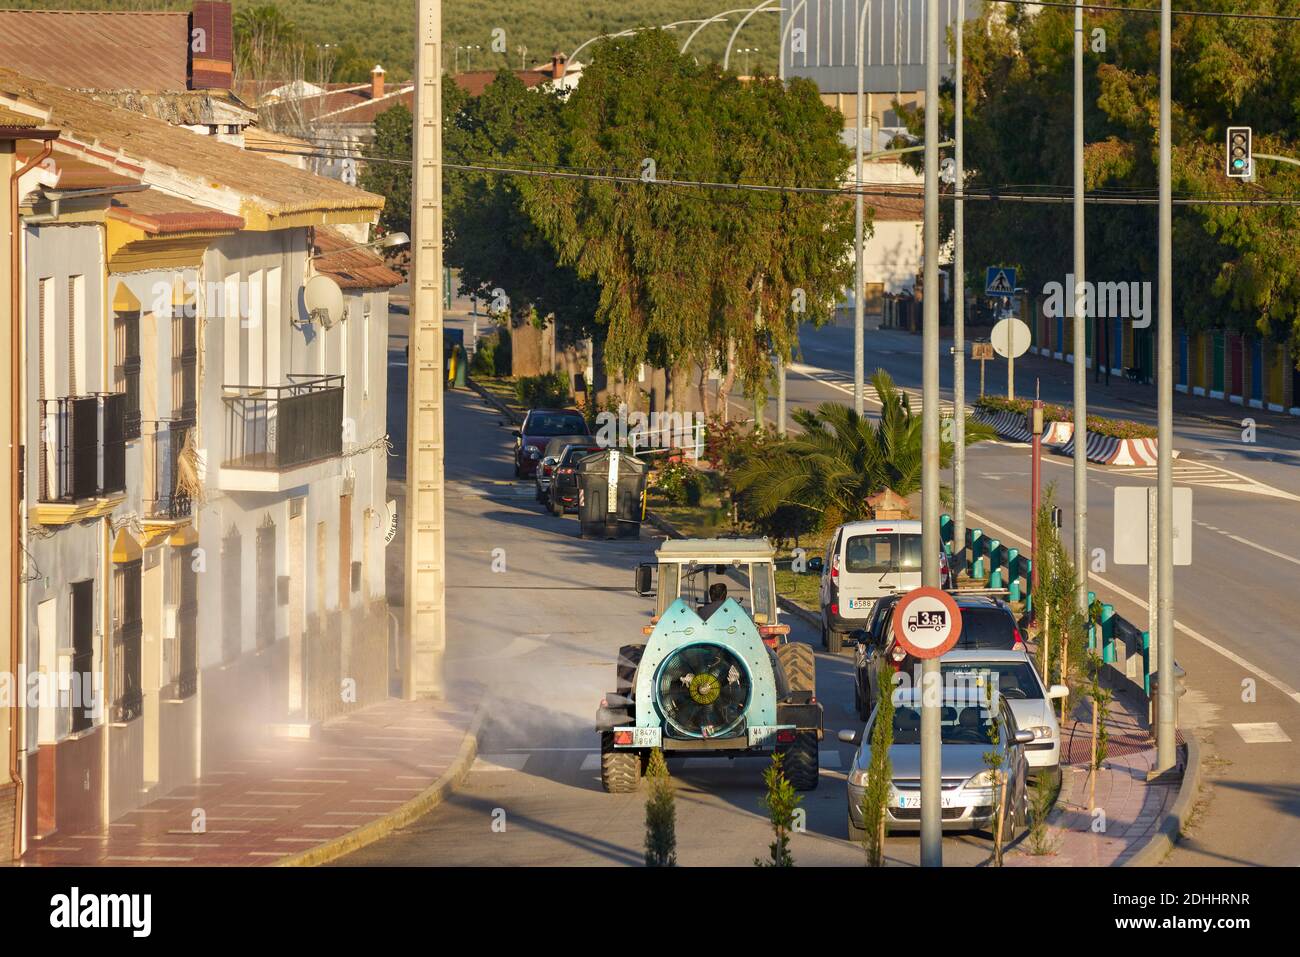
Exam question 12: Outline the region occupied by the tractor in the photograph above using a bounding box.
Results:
[595,538,823,793]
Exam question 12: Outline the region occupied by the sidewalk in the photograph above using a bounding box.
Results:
[22,689,484,866]
[1007,678,1186,867]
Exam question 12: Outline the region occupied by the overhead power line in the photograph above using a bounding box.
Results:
[996,0,1300,24]
[243,145,1300,207]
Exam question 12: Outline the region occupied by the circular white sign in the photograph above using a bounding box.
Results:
[991,316,1031,359]
[891,588,964,659]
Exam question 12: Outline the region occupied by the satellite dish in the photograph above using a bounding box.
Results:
[304,274,344,331]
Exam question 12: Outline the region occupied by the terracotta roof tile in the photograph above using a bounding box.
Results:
[452,70,550,98]
[108,189,244,236]
[0,67,383,220]
[16,143,139,190]
[312,227,403,290]
[0,10,189,92]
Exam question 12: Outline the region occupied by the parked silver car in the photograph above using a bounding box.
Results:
[938,650,1068,784]
[844,687,1032,839]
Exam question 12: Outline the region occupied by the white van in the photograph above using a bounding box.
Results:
[817,520,950,652]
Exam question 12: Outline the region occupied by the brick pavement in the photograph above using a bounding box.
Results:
[1009,683,1185,867]
[22,690,483,866]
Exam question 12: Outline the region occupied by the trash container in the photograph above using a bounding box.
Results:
[576,449,648,540]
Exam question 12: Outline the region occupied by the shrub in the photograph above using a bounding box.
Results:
[514,371,571,408]
[973,395,1156,439]
[644,749,676,867]
[653,461,705,506]
[469,327,512,377]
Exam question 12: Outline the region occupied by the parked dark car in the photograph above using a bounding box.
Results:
[852,593,1024,720]
[547,443,603,515]
[535,433,593,502]
[513,409,591,478]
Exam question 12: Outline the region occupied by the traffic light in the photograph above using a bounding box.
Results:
[1227,126,1252,179]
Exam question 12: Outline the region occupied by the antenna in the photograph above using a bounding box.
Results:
[303,274,344,331]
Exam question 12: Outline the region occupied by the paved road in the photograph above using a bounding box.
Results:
[343,388,1008,866]
[741,322,1300,866]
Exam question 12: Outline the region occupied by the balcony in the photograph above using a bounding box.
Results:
[141,418,194,524]
[220,375,344,492]
[33,393,127,525]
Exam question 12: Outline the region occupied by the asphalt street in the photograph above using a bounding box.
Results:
[744,321,1300,866]
[343,387,1008,866]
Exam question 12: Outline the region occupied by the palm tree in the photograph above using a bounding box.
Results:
[732,369,994,528]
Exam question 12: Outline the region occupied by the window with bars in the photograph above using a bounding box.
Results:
[111,560,143,723]
[114,310,141,439]
[172,282,197,424]
[70,580,94,734]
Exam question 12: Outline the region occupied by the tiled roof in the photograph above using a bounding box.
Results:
[261,85,416,129]
[452,70,550,98]
[0,67,384,222]
[0,10,189,92]
[312,227,403,290]
[0,105,41,128]
[16,142,139,190]
[108,189,245,236]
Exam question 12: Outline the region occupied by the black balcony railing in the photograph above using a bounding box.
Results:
[142,419,194,520]
[222,375,344,471]
[38,393,128,503]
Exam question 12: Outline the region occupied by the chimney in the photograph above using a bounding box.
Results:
[551,53,567,80]
[371,65,385,99]
[189,1,234,91]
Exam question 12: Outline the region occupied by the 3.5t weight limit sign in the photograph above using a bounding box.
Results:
[892,588,964,659]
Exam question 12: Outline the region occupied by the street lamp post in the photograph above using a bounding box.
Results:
[723,1,782,71]
[1072,1,1089,618]
[952,0,967,570]
[920,0,943,868]
[853,0,873,417]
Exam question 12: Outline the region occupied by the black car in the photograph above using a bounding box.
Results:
[547,444,603,515]
[535,434,592,502]
[852,593,1024,720]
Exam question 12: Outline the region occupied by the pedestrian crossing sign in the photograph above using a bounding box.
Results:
[985,267,1016,297]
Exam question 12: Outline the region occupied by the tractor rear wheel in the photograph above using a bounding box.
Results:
[615,644,645,696]
[782,730,820,791]
[600,733,642,793]
[774,641,816,695]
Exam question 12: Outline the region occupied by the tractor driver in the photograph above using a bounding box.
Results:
[699,581,728,620]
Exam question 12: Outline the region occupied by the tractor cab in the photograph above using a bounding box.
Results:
[634,538,789,644]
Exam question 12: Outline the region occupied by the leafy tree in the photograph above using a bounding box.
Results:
[731,369,995,531]
[360,103,413,237]
[644,749,677,867]
[904,3,1300,362]
[517,30,854,408]
[755,752,801,867]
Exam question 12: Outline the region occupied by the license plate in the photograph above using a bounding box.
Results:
[747,726,787,749]
[897,794,954,809]
[624,727,661,748]
[848,598,875,611]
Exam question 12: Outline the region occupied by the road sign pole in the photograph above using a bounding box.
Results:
[1030,395,1043,612]
[853,0,871,417]
[1156,0,1176,773]
[952,0,967,578]
[1072,0,1089,619]
[921,0,943,868]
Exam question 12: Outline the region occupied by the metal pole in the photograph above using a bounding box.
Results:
[854,0,871,416]
[920,0,942,868]
[1155,0,1176,773]
[1030,390,1042,607]
[951,0,967,575]
[1072,0,1089,616]
[404,0,447,698]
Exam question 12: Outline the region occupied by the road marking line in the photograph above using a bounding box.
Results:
[1194,521,1300,568]
[1232,722,1292,744]
[965,507,1300,707]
